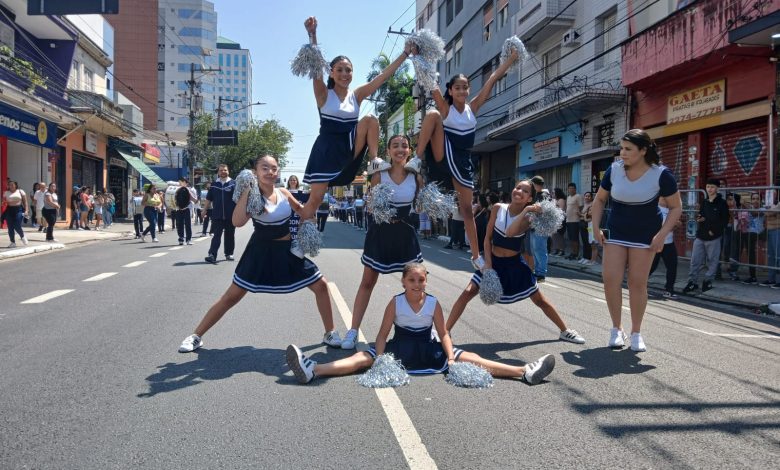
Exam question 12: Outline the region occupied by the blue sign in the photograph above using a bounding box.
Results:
[0,102,57,148]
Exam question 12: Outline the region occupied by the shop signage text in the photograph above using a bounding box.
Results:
[667,80,725,125]
[0,102,56,148]
[533,136,560,161]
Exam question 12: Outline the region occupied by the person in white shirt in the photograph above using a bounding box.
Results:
[33,181,47,231]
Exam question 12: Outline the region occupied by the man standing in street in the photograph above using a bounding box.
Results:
[530,176,549,282]
[565,182,584,260]
[201,164,236,264]
[175,177,197,246]
[683,178,729,295]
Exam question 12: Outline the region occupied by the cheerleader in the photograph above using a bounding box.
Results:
[286,263,556,385]
[406,50,519,272]
[445,180,586,345]
[341,134,423,350]
[293,16,416,224]
[178,155,343,353]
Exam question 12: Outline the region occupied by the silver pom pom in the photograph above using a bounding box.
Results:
[500,36,531,72]
[479,269,503,305]
[233,169,265,216]
[357,353,410,388]
[366,183,397,224]
[528,199,565,237]
[408,29,445,65]
[417,183,456,222]
[297,219,322,257]
[290,44,329,80]
[410,56,439,92]
[445,362,494,389]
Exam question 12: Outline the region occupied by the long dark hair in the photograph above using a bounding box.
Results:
[327,55,351,89]
[517,179,537,203]
[554,187,566,200]
[253,154,278,168]
[443,74,468,105]
[622,129,659,165]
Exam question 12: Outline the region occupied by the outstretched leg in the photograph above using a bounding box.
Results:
[313,351,375,377]
[414,110,445,162]
[457,351,523,378]
[446,281,479,331]
[350,267,380,330]
[454,181,480,261]
[293,182,327,221]
[353,114,379,161]
[193,283,248,336]
[308,278,336,332]
[528,290,567,332]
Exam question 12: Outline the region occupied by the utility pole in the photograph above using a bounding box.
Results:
[187,63,220,182]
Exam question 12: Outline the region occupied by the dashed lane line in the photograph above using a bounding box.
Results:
[327,282,438,470]
[591,297,630,311]
[149,252,168,258]
[542,282,560,288]
[685,326,780,339]
[169,246,184,251]
[21,289,75,304]
[83,272,118,282]
[123,261,148,268]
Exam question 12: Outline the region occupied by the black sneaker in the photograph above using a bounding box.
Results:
[759,279,774,287]
[701,280,713,293]
[225,255,235,261]
[205,255,217,264]
[742,277,758,285]
[772,283,780,289]
[536,276,546,283]
[662,290,678,299]
[682,281,698,295]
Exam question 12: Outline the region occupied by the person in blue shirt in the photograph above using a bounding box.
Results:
[201,164,236,264]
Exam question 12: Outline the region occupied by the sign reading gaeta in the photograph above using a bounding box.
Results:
[667,79,725,125]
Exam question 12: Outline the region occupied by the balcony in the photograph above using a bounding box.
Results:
[515,0,576,47]
[68,89,133,137]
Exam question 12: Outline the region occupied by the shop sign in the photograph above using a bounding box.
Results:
[667,79,725,125]
[85,130,98,154]
[110,156,127,169]
[533,136,560,161]
[0,102,57,148]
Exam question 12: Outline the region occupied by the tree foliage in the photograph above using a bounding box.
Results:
[366,52,415,154]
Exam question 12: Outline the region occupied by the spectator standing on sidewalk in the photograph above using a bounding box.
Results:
[683,179,729,295]
[42,182,60,242]
[649,198,679,298]
[202,164,236,264]
[200,182,211,236]
[175,177,197,245]
[3,180,28,247]
[103,191,114,227]
[552,188,567,256]
[131,189,144,239]
[33,182,46,232]
[69,186,81,230]
[529,176,549,281]
[79,187,91,230]
[728,193,763,283]
[565,182,584,260]
[93,193,104,231]
[761,197,780,288]
[717,192,739,280]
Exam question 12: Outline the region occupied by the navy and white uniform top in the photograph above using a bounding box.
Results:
[394,293,437,331]
[443,104,476,147]
[320,89,359,135]
[380,171,416,209]
[441,104,477,189]
[491,203,525,252]
[601,160,678,247]
[251,188,292,240]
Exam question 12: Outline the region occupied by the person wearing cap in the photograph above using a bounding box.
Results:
[530,175,549,281]
[683,178,729,295]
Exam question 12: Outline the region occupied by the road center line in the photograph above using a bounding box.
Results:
[543,282,560,288]
[327,282,438,470]
[684,326,780,339]
[83,272,118,282]
[169,246,184,251]
[195,236,209,242]
[149,252,168,258]
[420,244,432,248]
[123,261,147,268]
[21,289,75,304]
[591,297,630,310]
[438,250,450,255]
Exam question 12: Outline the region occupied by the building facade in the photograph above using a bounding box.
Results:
[216,36,252,130]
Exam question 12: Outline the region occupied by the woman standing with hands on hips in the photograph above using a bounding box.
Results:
[405,50,519,271]
[590,129,681,352]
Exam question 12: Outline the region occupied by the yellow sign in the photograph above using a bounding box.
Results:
[37,120,47,145]
[667,79,725,125]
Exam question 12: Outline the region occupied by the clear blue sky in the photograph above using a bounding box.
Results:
[213,0,417,184]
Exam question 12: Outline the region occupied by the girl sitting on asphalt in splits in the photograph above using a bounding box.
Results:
[339,134,424,350]
[178,155,344,353]
[286,262,556,385]
[445,179,586,345]
[292,16,415,224]
[405,50,519,272]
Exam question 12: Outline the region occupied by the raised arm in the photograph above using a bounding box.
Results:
[304,17,329,108]
[470,50,518,114]
[354,41,414,104]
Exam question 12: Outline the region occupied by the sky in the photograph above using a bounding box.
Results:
[212,0,417,185]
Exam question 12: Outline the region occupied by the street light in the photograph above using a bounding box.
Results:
[216,99,265,130]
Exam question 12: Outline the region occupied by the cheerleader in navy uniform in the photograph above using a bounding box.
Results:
[445,180,586,345]
[287,263,556,385]
[178,155,343,353]
[292,17,416,224]
[590,129,681,352]
[340,135,424,350]
[405,51,519,272]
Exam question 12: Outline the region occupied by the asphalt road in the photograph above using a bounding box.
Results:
[1,218,779,469]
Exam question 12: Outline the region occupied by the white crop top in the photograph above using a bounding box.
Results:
[379,171,416,206]
[394,293,436,331]
[442,104,476,136]
[252,188,291,225]
[320,89,359,122]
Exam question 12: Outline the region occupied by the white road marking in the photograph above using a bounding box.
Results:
[685,326,780,339]
[83,272,117,282]
[543,283,560,288]
[21,289,74,304]
[327,282,438,470]
[421,244,432,248]
[591,298,630,310]
[438,250,450,255]
[123,261,147,268]
[195,236,210,242]
[149,252,168,258]
[169,246,184,251]
[459,257,471,262]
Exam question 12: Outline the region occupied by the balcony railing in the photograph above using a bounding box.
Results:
[68,89,125,120]
[516,0,576,46]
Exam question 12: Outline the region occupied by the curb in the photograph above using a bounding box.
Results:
[0,243,65,260]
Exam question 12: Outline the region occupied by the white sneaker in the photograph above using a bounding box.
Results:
[290,239,304,258]
[523,354,555,385]
[152,238,159,242]
[7,242,16,248]
[178,334,202,353]
[630,332,646,352]
[141,234,146,242]
[286,344,315,384]
[559,329,586,344]
[322,330,343,347]
[21,236,28,246]
[608,328,627,348]
[366,157,392,175]
[341,328,359,349]
[404,156,423,174]
[186,240,193,245]
[471,255,485,271]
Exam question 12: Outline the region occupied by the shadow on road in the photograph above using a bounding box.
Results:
[560,347,656,379]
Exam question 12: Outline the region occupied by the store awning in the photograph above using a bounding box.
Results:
[115,148,166,186]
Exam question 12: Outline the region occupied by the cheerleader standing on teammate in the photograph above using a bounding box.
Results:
[293,17,416,223]
[286,263,556,385]
[406,50,519,271]
[445,179,586,345]
[178,155,343,353]
[340,134,424,349]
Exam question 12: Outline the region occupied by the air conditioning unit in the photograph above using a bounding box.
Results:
[561,29,581,47]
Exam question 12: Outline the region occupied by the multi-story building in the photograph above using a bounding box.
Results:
[216,36,252,130]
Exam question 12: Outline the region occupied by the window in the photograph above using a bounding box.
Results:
[483,3,494,42]
[83,67,94,92]
[597,121,616,147]
[454,36,463,69]
[455,0,463,15]
[178,45,202,56]
[242,71,246,76]
[542,46,560,86]
[69,60,80,89]
[445,47,453,76]
[498,0,509,29]
[179,28,214,40]
[496,75,506,95]
[170,80,174,85]
[445,0,453,25]
[595,9,618,69]
[418,15,424,31]
[242,55,246,67]
[427,1,433,19]
[481,63,493,93]
[219,53,223,66]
